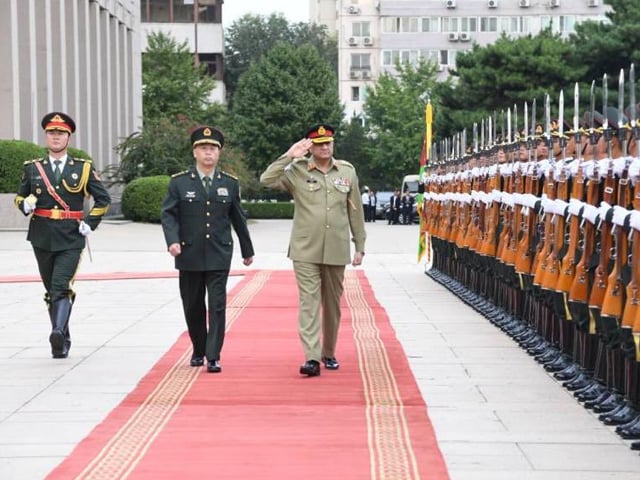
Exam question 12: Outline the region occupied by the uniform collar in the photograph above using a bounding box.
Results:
[307,157,337,172]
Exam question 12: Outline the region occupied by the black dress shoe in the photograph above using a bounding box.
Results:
[321,356,340,370]
[299,360,320,377]
[49,329,65,351]
[630,441,640,450]
[190,356,204,367]
[52,349,68,359]
[207,360,221,373]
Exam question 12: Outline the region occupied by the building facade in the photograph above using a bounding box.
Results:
[311,0,608,118]
[0,0,142,172]
[140,0,225,103]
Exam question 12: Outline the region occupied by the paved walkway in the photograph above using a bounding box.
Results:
[1,219,640,479]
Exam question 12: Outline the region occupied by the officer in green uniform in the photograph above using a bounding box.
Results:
[161,126,254,373]
[260,123,366,377]
[14,112,111,358]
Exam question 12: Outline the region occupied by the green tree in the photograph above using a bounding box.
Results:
[569,0,640,82]
[142,31,220,123]
[445,30,584,138]
[335,115,376,188]
[364,59,443,184]
[230,42,343,175]
[224,13,337,103]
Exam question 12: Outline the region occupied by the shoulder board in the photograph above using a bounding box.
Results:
[335,159,355,169]
[73,157,92,163]
[221,171,238,181]
[171,170,190,178]
[24,158,41,165]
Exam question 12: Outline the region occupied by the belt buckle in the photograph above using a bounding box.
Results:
[50,209,62,220]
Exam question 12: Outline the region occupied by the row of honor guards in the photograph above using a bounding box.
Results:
[421,68,640,451]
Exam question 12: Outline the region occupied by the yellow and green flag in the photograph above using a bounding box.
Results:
[417,100,432,263]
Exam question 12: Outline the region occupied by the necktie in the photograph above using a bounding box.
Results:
[203,176,211,194]
[53,160,62,184]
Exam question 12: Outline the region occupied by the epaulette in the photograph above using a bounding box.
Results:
[171,170,190,178]
[74,157,92,163]
[221,171,238,181]
[24,158,40,165]
[335,159,355,169]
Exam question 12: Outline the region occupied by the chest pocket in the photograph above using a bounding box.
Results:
[333,182,351,194]
[304,179,322,192]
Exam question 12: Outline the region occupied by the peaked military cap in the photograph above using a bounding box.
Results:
[41,112,76,134]
[191,125,224,148]
[305,123,335,143]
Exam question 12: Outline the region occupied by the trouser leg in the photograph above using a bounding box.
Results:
[320,264,346,358]
[204,269,230,362]
[179,271,207,357]
[293,261,322,362]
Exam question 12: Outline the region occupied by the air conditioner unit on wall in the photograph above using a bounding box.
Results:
[448,32,459,42]
[445,0,456,9]
[587,0,599,6]
[361,70,371,79]
[459,32,471,41]
[350,70,360,79]
[519,0,530,6]
[348,5,360,14]
[348,37,358,46]
[549,0,560,7]
[363,37,373,46]
[488,0,498,8]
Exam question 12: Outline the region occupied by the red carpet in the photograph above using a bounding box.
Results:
[47,270,449,480]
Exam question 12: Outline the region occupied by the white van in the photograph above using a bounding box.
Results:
[401,174,420,195]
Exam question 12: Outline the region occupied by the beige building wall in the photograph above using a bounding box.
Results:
[0,0,143,173]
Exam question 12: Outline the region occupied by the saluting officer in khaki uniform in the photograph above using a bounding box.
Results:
[15,112,111,359]
[260,123,366,376]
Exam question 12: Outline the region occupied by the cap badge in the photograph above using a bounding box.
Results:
[203,127,212,137]
[318,126,326,135]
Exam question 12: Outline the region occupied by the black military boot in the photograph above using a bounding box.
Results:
[50,297,72,359]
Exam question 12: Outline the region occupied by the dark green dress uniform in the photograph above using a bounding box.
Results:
[161,166,254,364]
[15,115,111,359]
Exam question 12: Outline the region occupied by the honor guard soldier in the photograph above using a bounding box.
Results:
[260,123,366,376]
[14,112,111,359]
[161,126,254,373]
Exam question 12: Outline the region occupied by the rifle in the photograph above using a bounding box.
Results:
[587,159,617,311]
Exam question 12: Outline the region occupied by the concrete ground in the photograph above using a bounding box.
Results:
[1,218,640,479]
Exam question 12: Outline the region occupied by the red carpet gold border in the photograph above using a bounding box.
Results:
[346,271,421,480]
[73,271,271,480]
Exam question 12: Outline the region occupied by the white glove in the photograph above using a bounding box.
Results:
[79,221,92,237]
[23,194,37,214]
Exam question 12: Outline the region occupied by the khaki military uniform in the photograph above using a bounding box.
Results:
[260,154,366,362]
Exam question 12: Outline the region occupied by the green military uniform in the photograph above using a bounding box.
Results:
[161,126,254,367]
[260,133,366,367]
[14,112,111,358]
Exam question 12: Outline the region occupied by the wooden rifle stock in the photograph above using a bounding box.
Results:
[623,189,640,329]
[602,161,631,320]
[569,165,600,304]
[541,163,570,290]
[514,165,538,275]
[533,167,557,286]
[588,161,617,310]
[556,164,585,293]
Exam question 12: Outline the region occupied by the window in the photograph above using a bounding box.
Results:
[442,17,459,33]
[439,50,449,65]
[141,0,220,23]
[479,17,498,32]
[559,16,576,33]
[460,17,477,32]
[352,22,371,37]
[421,17,440,32]
[382,17,400,33]
[520,16,532,33]
[400,17,419,32]
[401,50,420,65]
[351,53,371,70]
[351,86,361,102]
[199,53,222,80]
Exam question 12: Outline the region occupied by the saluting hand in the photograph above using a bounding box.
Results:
[168,243,181,257]
[285,138,313,159]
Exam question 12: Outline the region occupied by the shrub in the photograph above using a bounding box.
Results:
[0,139,91,193]
[121,175,170,223]
[242,201,294,219]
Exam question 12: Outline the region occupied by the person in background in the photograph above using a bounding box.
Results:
[14,112,111,359]
[161,126,254,374]
[260,123,366,377]
[369,189,377,222]
[389,189,401,225]
[361,186,371,222]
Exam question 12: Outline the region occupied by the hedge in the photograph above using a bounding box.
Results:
[242,201,294,219]
[0,139,91,193]
[121,175,170,223]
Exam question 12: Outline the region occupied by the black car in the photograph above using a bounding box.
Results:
[374,191,394,219]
